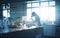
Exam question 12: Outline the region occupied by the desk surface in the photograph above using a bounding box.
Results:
[0,26,43,34]
[0,26,43,38]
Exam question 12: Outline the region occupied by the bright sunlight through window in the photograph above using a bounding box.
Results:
[3,3,10,18]
[27,1,55,23]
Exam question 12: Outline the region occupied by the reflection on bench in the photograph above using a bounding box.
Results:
[0,27,43,38]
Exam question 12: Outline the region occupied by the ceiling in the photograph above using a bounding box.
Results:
[0,0,33,3]
[0,0,56,4]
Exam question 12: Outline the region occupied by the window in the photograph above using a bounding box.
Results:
[27,3,31,7]
[3,3,10,18]
[27,1,55,24]
[40,7,49,21]
[27,8,31,21]
[49,1,55,6]
[32,3,39,7]
[40,2,48,7]
[3,10,8,18]
[32,8,40,15]
[49,7,55,21]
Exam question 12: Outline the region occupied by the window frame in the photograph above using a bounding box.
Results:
[26,1,55,23]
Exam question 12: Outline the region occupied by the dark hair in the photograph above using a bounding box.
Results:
[32,12,36,16]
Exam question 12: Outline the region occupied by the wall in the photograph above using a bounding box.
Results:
[55,0,60,37]
[55,0,60,25]
[0,4,3,20]
[10,2,27,22]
